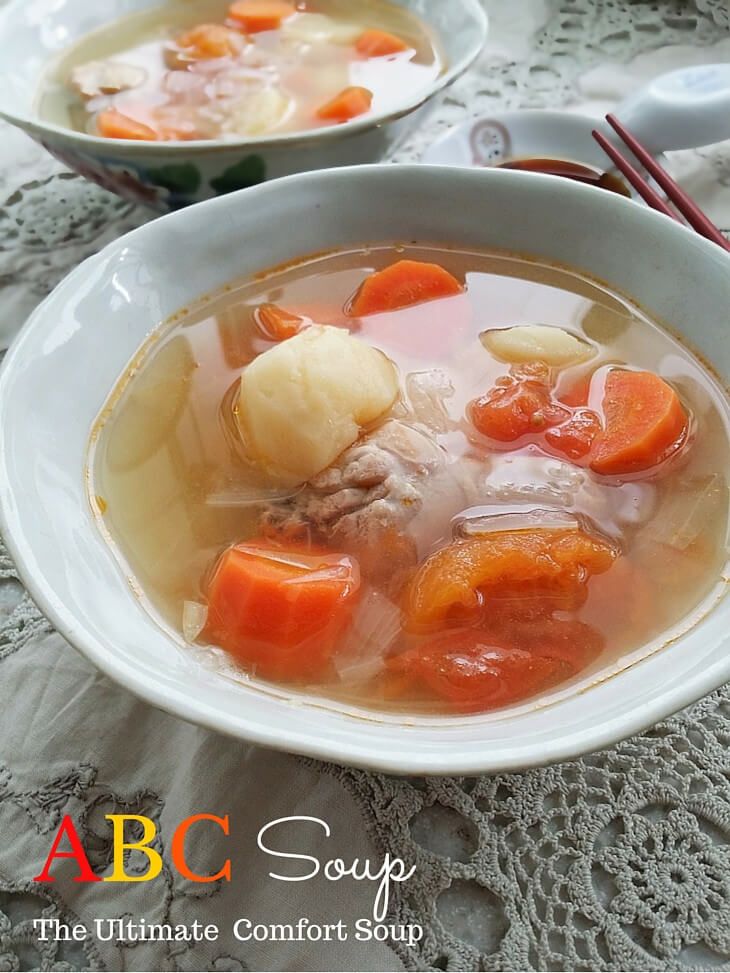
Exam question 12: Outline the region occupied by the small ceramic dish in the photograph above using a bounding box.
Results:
[422,109,654,195]
[1,165,728,775]
[423,110,611,171]
[0,0,486,210]
[423,66,730,174]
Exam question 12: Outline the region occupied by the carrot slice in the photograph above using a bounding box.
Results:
[96,110,158,141]
[254,303,306,341]
[388,630,571,712]
[349,260,463,316]
[228,0,295,32]
[405,528,618,631]
[176,23,243,58]
[316,86,373,123]
[355,28,409,57]
[204,540,360,681]
[590,370,689,475]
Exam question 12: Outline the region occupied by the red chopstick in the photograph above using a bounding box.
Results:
[592,113,730,252]
[591,128,678,222]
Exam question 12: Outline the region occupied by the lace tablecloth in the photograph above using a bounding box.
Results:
[2,2,730,970]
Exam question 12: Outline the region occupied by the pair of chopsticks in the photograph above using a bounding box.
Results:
[593,113,730,252]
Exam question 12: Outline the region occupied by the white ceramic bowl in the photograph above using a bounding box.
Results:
[1,165,728,775]
[0,0,486,210]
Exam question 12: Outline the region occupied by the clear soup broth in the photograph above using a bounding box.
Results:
[90,246,730,715]
[38,0,443,141]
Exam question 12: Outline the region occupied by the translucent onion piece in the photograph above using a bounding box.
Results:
[182,601,208,644]
[642,474,729,551]
[481,454,656,539]
[453,506,581,538]
[334,589,403,684]
[405,369,455,433]
[205,486,298,507]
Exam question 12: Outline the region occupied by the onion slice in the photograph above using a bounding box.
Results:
[334,588,403,684]
[182,601,208,644]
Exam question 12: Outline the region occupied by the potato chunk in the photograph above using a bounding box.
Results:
[281,13,363,45]
[237,326,399,485]
[70,60,147,100]
[221,87,292,136]
[481,325,595,367]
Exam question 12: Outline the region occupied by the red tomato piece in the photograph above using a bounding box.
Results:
[545,407,602,459]
[469,376,569,443]
[388,629,571,712]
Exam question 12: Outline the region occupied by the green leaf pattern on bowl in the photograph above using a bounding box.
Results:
[145,163,201,195]
[209,155,266,195]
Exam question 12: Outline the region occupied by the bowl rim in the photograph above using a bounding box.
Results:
[0,0,487,154]
[1,163,729,775]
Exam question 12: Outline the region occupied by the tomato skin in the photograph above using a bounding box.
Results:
[389,629,572,712]
[544,407,602,459]
[469,377,569,443]
[468,366,604,463]
[489,615,604,670]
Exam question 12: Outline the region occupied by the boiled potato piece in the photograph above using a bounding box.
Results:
[70,60,147,99]
[481,325,595,367]
[237,326,399,484]
[281,13,363,44]
[221,87,292,136]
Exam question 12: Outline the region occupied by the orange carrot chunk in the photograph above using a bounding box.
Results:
[355,28,409,57]
[228,0,295,32]
[590,370,689,476]
[96,110,158,141]
[176,23,243,58]
[254,303,307,341]
[204,541,360,681]
[349,259,463,316]
[316,86,373,123]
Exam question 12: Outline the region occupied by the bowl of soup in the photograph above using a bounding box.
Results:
[0,165,728,773]
[0,0,486,209]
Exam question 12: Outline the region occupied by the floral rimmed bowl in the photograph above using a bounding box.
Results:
[0,0,487,211]
[0,164,728,776]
